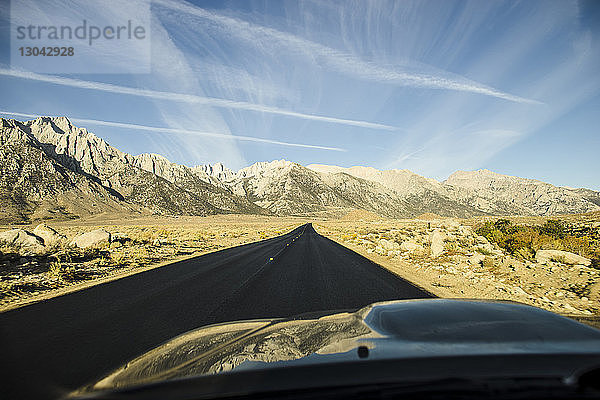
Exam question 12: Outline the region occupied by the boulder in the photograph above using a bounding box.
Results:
[70,229,111,249]
[152,238,169,246]
[378,238,400,252]
[469,253,486,265]
[429,230,445,257]
[400,240,423,252]
[374,245,386,255]
[535,249,591,266]
[476,243,495,253]
[0,228,46,255]
[33,223,66,247]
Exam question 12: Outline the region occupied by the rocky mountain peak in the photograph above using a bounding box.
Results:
[22,115,132,180]
[37,116,73,133]
[1,117,18,129]
[308,164,445,197]
[236,159,295,179]
[132,153,184,182]
[196,162,236,182]
[0,118,30,144]
[310,163,600,216]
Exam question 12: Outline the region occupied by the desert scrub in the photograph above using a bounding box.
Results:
[129,227,157,244]
[475,246,494,256]
[341,233,355,241]
[47,261,76,281]
[482,256,496,270]
[110,251,128,266]
[445,240,461,255]
[96,254,113,267]
[0,245,21,258]
[458,236,474,248]
[0,279,17,298]
[129,246,151,268]
[476,219,599,264]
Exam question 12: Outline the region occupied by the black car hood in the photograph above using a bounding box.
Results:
[86,299,600,392]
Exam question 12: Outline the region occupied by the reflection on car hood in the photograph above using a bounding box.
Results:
[90,299,600,391]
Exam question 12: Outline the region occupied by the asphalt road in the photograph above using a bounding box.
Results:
[0,223,433,399]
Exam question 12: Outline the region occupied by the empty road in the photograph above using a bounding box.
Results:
[0,223,432,399]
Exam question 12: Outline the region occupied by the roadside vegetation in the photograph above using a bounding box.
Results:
[475,219,600,268]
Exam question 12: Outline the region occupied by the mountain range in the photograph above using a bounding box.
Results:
[1,116,599,224]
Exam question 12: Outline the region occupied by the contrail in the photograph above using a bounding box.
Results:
[0,111,346,151]
[0,68,397,131]
[154,0,541,105]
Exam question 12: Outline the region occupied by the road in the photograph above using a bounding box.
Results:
[0,223,433,399]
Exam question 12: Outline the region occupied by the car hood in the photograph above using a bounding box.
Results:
[88,299,600,391]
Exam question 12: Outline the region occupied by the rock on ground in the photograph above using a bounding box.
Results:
[379,238,400,252]
[429,230,445,257]
[469,253,486,265]
[400,240,423,252]
[33,224,66,247]
[535,249,591,266]
[70,229,111,249]
[0,228,46,255]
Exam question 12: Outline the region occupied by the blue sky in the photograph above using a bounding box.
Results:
[0,0,599,189]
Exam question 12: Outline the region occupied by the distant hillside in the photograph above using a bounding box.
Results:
[444,169,600,215]
[205,159,417,218]
[0,118,136,223]
[307,164,483,217]
[308,164,600,217]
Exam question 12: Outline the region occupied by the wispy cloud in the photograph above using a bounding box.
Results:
[0,68,397,131]
[0,111,346,152]
[393,147,425,164]
[154,0,541,105]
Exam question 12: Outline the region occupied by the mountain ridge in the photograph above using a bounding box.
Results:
[1,116,599,223]
[306,163,600,216]
[0,117,268,223]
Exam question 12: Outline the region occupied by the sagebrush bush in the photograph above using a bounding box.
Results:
[47,261,76,281]
[0,280,17,296]
[475,246,494,256]
[476,219,599,263]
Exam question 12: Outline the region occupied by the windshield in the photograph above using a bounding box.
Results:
[0,1,599,399]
